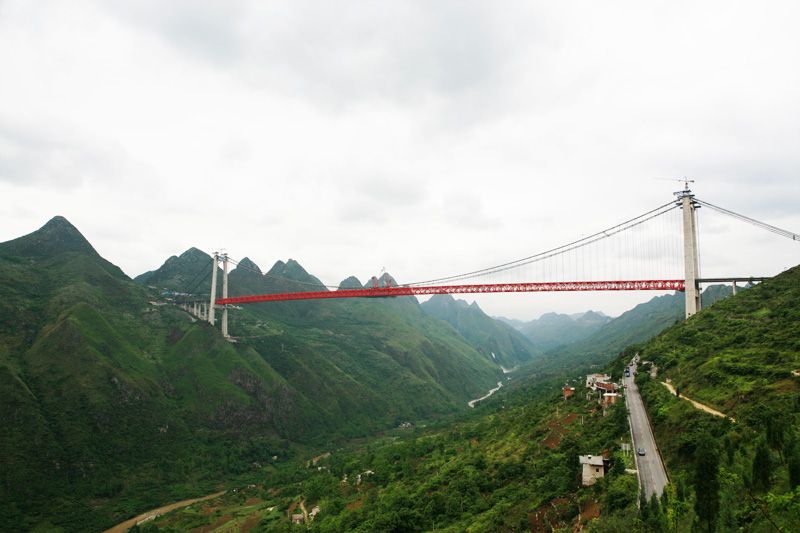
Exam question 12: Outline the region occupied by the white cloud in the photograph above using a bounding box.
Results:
[0,0,798,319]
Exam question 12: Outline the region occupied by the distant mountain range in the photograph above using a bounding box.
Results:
[420,294,540,368]
[496,310,612,352]
[528,284,734,372]
[0,216,523,531]
[0,215,741,531]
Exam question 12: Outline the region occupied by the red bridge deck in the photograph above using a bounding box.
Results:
[215,279,685,305]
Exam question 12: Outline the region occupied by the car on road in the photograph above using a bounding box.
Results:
[637,447,646,456]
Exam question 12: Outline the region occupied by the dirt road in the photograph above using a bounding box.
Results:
[103,491,226,533]
[661,381,735,422]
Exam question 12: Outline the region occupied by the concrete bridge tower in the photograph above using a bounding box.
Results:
[677,187,701,318]
[208,252,218,325]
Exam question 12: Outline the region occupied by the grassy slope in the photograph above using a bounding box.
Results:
[520,311,610,352]
[420,294,540,368]
[148,375,636,533]
[144,252,505,432]
[0,219,505,531]
[535,285,732,373]
[618,266,800,531]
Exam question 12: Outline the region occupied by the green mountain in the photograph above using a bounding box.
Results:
[134,247,212,290]
[518,310,611,352]
[146,368,636,533]
[147,266,800,532]
[536,285,733,372]
[420,293,540,368]
[614,265,800,531]
[0,217,503,532]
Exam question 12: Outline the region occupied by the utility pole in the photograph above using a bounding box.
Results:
[209,252,218,326]
[676,187,701,318]
[221,253,229,338]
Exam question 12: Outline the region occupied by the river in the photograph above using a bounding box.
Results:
[468,381,503,408]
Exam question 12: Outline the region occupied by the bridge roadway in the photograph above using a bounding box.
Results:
[624,360,669,499]
[215,279,685,305]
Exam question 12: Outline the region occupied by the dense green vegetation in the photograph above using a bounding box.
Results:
[147,375,639,532]
[4,216,797,532]
[508,310,611,353]
[0,217,522,531]
[144,265,800,531]
[616,266,800,531]
[421,294,539,368]
[536,285,732,373]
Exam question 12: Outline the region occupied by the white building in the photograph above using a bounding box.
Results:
[579,454,607,486]
[585,373,611,390]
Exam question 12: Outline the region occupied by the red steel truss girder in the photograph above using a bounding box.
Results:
[215,279,685,305]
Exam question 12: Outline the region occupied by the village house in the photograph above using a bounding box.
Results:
[585,373,611,390]
[595,381,618,393]
[602,392,620,406]
[291,513,304,524]
[579,454,608,486]
[563,386,575,400]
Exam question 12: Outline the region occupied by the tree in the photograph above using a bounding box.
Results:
[693,432,720,533]
[766,413,786,460]
[723,434,735,464]
[752,437,773,492]
[789,443,800,490]
[639,493,650,523]
[646,494,666,532]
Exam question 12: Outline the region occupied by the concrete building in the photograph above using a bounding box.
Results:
[579,455,608,486]
[602,392,620,406]
[585,373,611,390]
[595,382,618,393]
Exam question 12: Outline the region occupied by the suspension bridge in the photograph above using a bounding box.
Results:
[179,187,798,338]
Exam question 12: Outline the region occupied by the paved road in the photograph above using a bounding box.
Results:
[624,361,668,498]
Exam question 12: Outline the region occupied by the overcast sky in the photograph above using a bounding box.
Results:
[1,1,798,319]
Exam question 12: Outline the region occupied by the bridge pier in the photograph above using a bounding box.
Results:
[678,189,701,318]
[208,252,218,326]
[221,253,229,338]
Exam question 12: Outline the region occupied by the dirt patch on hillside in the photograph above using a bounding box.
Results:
[287,501,298,516]
[240,514,261,533]
[346,498,364,511]
[574,499,600,531]
[543,413,579,449]
[244,498,262,506]
[529,497,571,531]
[192,514,232,533]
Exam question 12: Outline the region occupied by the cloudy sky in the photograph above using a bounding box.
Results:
[1,1,798,319]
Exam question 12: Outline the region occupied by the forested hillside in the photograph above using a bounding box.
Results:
[535,285,732,373]
[142,374,639,532]
[0,217,505,532]
[617,265,800,531]
[421,294,540,368]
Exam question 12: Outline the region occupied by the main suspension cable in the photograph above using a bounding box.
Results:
[406,201,680,286]
[695,198,799,242]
